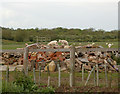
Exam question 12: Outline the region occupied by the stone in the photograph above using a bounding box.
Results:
[44,61,56,72]
[78,57,89,63]
[16,65,24,71]
[64,59,70,68]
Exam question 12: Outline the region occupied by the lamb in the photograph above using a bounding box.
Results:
[59,40,68,45]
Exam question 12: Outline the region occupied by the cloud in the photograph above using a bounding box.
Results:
[0,0,118,30]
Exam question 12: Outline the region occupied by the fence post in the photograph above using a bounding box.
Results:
[33,68,36,84]
[47,66,50,87]
[6,66,9,83]
[23,47,29,76]
[109,71,112,88]
[39,66,41,85]
[85,66,95,86]
[70,45,75,87]
[57,64,61,87]
[118,65,120,92]
[104,60,108,87]
[82,64,84,82]
[94,66,96,86]
[96,64,99,86]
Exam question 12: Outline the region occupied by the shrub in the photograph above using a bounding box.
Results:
[2,81,24,92]
[13,72,34,92]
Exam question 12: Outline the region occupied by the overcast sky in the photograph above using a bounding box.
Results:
[0,0,119,31]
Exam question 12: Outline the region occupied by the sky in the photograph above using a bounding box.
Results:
[0,0,119,31]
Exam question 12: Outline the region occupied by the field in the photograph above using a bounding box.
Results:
[2,70,119,92]
[1,40,118,49]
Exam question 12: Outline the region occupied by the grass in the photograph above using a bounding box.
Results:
[2,71,118,86]
[1,40,118,49]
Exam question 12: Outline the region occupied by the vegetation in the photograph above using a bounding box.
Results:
[2,71,118,92]
[1,27,118,42]
[2,71,55,93]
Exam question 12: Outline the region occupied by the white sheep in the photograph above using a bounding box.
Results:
[106,43,108,45]
[59,39,68,45]
[92,43,95,45]
[47,40,58,46]
[108,43,113,48]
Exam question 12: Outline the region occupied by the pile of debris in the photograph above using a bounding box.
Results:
[1,50,119,72]
[1,41,119,72]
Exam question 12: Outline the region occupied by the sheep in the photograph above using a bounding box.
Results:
[47,40,58,46]
[59,40,68,45]
[92,43,95,45]
[108,43,113,48]
[106,43,114,48]
[106,43,108,45]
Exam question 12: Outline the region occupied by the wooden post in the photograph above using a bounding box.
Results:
[109,71,112,88]
[47,66,50,87]
[70,45,75,87]
[23,47,29,76]
[85,66,95,86]
[82,64,84,82]
[104,61,108,87]
[33,68,36,84]
[118,65,120,92]
[94,66,96,86]
[6,66,9,83]
[96,64,99,86]
[57,64,61,87]
[26,66,29,74]
[39,66,41,85]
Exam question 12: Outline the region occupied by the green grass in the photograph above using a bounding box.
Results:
[1,40,118,49]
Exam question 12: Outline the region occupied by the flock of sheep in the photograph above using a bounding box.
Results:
[47,40,68,46]
[47,40,114,48]
[17,39,114,50]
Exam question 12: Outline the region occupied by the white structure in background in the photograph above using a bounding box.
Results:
[59,40,68,45]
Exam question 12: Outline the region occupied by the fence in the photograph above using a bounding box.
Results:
[1,47,119,87]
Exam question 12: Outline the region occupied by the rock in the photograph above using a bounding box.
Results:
[13,62,18,66]
[0,65,7,71]
[61,67,67,71]
[64,59,70,68]
[16,65,24,71]
[0,61,5,65]
[9,66,16,71]
[78,57,89,63]
[44,61,56,72]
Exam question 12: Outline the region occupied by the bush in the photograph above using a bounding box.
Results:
[13,72,35,92]
[13,71,55,93]
[2,81,24,92]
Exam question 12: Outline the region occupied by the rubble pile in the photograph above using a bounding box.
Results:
[1,43,119,72]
